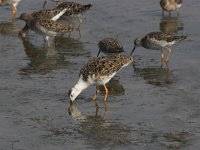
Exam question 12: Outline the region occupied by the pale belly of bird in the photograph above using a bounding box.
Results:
[88,72,117,86]
[34,23,58,37]
[143,38,175,50]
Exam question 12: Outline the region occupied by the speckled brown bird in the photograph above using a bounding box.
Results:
[97,37,124,57]
[160,0,183,16]
[133,31,187,66]
[17,12,77,43]
[68,53,134,111]
[56,2,92,24]
[31,7,69,21]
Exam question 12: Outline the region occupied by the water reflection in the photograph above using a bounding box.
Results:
[20,37,71,75]
[133,62,174,86]
[54,36,87,56]
[160,16,184,34]
[0,21,20,36]
[98,77,125,96]
[68,104,135,145]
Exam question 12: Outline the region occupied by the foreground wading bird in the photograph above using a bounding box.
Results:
[68,48,135,111]
[133,31,187,66]
[160,0,183,16]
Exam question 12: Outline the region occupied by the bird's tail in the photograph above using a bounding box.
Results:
[175,0,183,5]
[83,4,92,10]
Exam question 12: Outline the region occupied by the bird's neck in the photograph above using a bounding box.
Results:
[74,76,90,94]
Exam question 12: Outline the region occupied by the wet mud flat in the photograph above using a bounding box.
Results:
[0,0,200,149]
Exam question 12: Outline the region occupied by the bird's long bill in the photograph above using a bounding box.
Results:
[131,46,136,56]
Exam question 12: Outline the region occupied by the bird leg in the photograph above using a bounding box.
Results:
[165,48,171,64]
[104,85,109,102]
[78,16,83,25]
[104,101,108,112]
[176,9,180,17]
[92,86,99,101]
[11,6,17,19]
[161,49,165,67]
[162,9,164,16]
[77,15,83,30]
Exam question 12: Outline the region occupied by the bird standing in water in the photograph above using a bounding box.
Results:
[0,0,21,19]
[69,49,135,111]
[160,0,183,16]
[133,31,187,66]
[97,37,124,57]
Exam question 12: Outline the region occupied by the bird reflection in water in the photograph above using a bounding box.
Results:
[160,16,184,34]
[20,37,71,75]
[68,104,135,145]
[0,21,20,36]
[133,58,174,86]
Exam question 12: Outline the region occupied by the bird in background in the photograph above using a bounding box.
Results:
[68,47,135,111]
[97,37,124,57]
[17,7,69,38]
[0,0,21,19]
[160,0,183,16]
[17,11,78,46]
[133,31,187,67]
[56,2,92,27]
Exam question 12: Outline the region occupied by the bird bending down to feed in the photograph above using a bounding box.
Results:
[69,49,135,111]
[97,37,124,57]
[17,12,78,44]
[133,31,187,66]
[18,8,70,38]
[160,0,183,16]
[0,0,21,18]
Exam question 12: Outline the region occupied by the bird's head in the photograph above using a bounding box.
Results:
[134,37,142,47]
[16,13,32,22]
[131,37,142,55]
[68,87,81,103]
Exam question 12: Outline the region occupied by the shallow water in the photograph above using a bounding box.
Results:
[0,0,200,149]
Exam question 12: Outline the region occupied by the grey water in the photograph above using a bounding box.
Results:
[0,0,200,149]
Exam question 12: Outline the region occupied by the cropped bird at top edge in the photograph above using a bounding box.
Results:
[133,31,187,66]
[17,12,78,45]
[97,37,124,57]
[0,0,21,19]
[160,0,183,16]
[68,48,135,112]
[43,0,63,9]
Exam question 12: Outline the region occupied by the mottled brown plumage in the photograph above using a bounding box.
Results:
[57,2,92,15]
[80,55,133,82]
[31,7,68,20]
[18,12,77,43]
[69,55,134,108]
[133,31,187,66]
[97,38,124,57]
[143,32,187,43]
